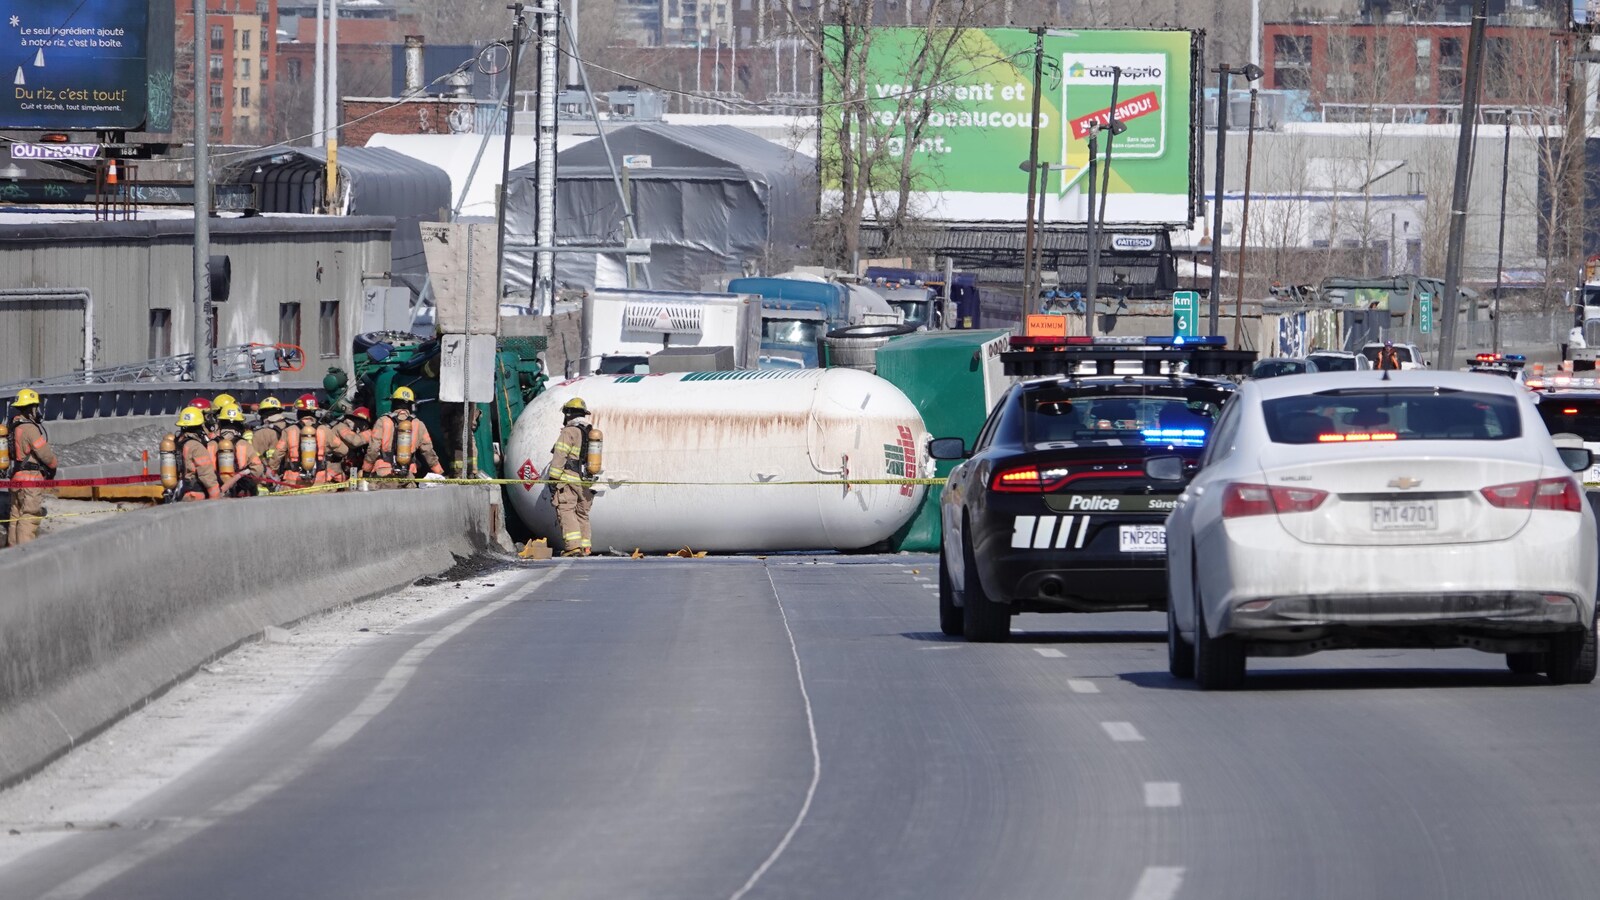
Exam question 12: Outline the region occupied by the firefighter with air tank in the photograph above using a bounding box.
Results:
[279,394,332,487]
[161,406,221,502]
[367,386,443,487]
[548,397,603,557]
[4,389,59,546]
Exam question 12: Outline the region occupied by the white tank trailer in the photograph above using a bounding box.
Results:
[504,369,930,552]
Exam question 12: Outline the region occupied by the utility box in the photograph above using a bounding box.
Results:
[648,346,736,373]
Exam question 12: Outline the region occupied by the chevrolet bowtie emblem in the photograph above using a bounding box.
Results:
[1388,477,1423,490]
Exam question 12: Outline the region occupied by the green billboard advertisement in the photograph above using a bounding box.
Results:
[820,27,1201,226]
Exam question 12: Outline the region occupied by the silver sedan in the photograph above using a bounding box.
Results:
[1161,371,1599,689]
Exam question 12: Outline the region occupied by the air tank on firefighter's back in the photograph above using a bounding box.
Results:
[503,369,931,553]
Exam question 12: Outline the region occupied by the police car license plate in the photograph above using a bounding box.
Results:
[1118,525,1166,553]
[1371,500,1437,531]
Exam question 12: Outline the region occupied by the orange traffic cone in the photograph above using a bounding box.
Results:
[104,158,118,186]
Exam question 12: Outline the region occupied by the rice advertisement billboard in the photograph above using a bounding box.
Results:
[2,0,174,131]
[820,27,1201,226]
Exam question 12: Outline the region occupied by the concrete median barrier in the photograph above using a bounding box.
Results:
[0,485,505,789]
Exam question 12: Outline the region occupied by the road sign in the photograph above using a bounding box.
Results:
[1418,291,1434,334]
[1172,290,1198,337]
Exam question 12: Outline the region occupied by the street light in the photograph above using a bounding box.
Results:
[1209,62,1264,336]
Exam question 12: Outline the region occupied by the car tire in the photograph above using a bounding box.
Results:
[1546,621,1598,685]
[939,546,963,637]
[1505,652,1543,675]
[961,532,1010,643]
[1194,586,1246,691]
[1168,600,1195,679]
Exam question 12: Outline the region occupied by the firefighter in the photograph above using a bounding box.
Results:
[1376,339,1403,371]
[188,396,217,437]
[172,406,220,502]
[326,406,372,483]
[251,396,289,485]
[5,388,58,546]
[547,396,595,557]
[215,404,265,497]
[367,387,444,488]
[279,394,330,487]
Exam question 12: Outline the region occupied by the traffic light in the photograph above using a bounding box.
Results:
[208,254,231,303]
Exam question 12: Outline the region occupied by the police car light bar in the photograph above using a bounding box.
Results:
[1002,334,1256,379]
[1008,334,1230,350]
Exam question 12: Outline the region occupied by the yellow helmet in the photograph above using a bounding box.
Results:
[258,396,284,414]
[562,397,588,415]
[213,392,238,410]
[218,405,246,425]
[392,386,416,403]
[177,406,206,428]
[12,388,40,408]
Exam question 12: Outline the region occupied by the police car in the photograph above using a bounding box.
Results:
[1529,375,1600,484]
[929,335,1254,641]
[1466,352,1528,382]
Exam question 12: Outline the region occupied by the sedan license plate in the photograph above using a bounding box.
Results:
[1119,524,1166,553]
[1371,500,1437,531]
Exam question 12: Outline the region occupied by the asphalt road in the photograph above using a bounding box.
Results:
[3,555,1600,900]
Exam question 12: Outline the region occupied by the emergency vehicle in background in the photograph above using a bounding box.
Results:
[1527,372,1600,484]
[929,333,1255,641]
[1564,254,1600,370]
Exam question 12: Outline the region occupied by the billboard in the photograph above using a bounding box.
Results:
[820,27,1201,226]
[2,0,174,131]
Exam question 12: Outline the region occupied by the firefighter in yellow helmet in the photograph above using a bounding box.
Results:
[547,396,595,556]
[251,396,290,486]
[367,386,443,488]
[171,406,220,502]
[215,404,265,497]
[5,388,58,546]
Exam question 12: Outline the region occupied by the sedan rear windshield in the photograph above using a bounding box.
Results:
[1538,398,1600,442]
[1263,389,1522,443]
[1024,389,1223,446]
[1308,354,1359,372]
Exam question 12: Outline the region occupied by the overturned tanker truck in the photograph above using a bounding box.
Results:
[503,368,930,553]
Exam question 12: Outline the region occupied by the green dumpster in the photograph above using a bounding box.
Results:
[875,329,1015,552]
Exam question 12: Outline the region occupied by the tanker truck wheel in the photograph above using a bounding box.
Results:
[939,547,963,637]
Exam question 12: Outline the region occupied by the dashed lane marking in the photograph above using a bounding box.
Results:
[1101,721,1145,742]
[1033,648,1066,658]
[1128,866,1185,900]
[921,584,938,590]
[1143,782,1182,808]
[1066,679,1100,693]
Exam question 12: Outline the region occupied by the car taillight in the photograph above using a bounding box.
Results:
[1481,477,1582,512]
[992,465,1055,492]
[1221,482,1329,518]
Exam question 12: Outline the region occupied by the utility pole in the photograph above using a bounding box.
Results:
[324,0,340,211]
[192,0,211,381]
[1436,0,1489,370]
[312,0,325,144]
[1021,27,1044,317]
[1088,67,1122,322]
[1208,68,1230,336]
[496,4,527,309]
[1493,113,1510,354]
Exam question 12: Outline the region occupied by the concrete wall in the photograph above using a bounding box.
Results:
[0,485,506,789]
[0,215,394,385]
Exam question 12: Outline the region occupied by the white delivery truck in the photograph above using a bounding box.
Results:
[580,288,763,375]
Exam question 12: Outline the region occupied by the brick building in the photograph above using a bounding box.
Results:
[341,96,475,147]
[175,0,279,144]
[1262,21,1566,119]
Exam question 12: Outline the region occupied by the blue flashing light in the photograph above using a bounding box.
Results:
[1142,428,1208,447]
